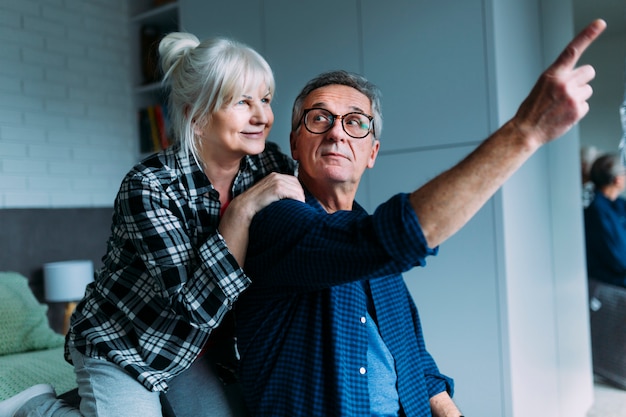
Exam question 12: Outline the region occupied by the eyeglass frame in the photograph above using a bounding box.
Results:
[299,107,375,139]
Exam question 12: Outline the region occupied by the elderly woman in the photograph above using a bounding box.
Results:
[0,34,303,417]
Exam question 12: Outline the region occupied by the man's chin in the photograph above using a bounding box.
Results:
[318,167,354,184]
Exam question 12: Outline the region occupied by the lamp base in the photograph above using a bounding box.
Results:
[63,302,78,335]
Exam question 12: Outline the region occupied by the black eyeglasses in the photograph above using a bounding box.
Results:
[300,108,374,139]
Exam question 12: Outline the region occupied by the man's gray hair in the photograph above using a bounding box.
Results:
[590,153,625,188]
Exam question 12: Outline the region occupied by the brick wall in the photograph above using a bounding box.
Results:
[0,0,135,208]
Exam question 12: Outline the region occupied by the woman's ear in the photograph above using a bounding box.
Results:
[193,115,209,138]
[193,121,202,138]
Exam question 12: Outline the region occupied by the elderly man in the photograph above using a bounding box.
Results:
[235,20,606,417]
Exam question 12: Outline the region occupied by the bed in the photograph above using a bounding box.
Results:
[0,272,179,416]
[0,208,175,414]
[0,271,77,401]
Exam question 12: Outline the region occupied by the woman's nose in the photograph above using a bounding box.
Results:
[251,103,270,124]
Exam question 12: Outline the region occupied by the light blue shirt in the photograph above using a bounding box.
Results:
[365,307,400,416]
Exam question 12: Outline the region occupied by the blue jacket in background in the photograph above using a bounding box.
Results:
[584,192,626,287]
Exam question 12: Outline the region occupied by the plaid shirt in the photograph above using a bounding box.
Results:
[237,191,454,416]
[66,141,295,392]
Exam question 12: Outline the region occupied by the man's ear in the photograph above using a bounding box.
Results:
[290,132,299,161]
[367,139,380,169]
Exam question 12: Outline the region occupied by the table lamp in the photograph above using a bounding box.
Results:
[43,260,94,334]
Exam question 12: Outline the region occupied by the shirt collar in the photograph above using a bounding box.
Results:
[169,143,263,198]
[302,186,366,215]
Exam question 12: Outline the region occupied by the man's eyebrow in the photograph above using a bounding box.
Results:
[310,101,367,113]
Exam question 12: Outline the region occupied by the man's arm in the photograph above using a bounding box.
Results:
[430,391,463,417]
[411,19,606,248]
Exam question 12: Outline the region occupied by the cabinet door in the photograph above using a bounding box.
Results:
[361,0,491,152]
[179,0,264,51]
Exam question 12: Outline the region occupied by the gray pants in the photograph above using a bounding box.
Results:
[17,345,246,417]
[17,345,162,417]
[166,352,248,417]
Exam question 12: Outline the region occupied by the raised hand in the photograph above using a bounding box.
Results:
[514,19,607,146]
[410,20,607,249]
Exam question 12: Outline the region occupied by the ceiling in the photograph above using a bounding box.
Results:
[572,0,625,35]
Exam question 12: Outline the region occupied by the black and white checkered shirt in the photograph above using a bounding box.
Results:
[66,141,295,392]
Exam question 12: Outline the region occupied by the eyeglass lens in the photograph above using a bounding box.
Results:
[304,108,371,138]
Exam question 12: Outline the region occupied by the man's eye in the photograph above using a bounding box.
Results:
[313,114,330,123]
[345,116,368,129]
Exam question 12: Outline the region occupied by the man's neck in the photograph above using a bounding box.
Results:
[601,185,622,202]
[300,176,357,213]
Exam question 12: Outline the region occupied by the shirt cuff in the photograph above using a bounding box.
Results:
[197,231,251,300]
[372,193,438,267]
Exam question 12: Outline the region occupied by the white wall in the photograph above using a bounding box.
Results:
[0,0,134,208]
[542,3,597,416]
[492,1,594,415]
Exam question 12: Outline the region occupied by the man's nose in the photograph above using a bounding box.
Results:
[326,118,346,141]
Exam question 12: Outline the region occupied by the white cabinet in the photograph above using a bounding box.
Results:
[361,0,490,152]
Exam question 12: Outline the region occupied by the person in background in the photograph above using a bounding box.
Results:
[0,34,303,417]
[584,153,626,287]
[581,145,599,207]
[235,19,606,416]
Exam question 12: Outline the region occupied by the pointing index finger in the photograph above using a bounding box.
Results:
[554,19,606,71]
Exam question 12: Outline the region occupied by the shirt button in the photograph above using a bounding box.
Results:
[360,316,366,324]
[359,367,367,375]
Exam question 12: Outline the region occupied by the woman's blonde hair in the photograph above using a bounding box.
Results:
[159,33,275,165]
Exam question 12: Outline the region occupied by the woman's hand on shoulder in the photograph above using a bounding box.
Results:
[218,173,304,266]
[227,173,304,224]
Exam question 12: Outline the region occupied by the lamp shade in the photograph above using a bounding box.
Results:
[43,260,94,302]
